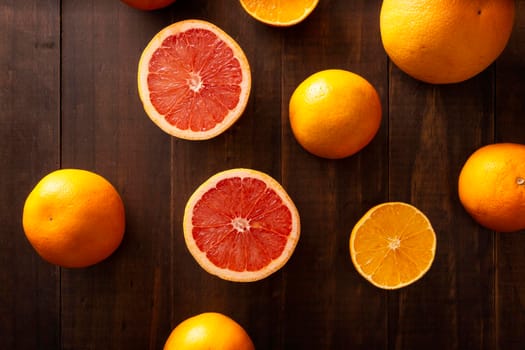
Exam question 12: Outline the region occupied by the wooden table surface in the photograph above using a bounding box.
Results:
[2,1,525,349]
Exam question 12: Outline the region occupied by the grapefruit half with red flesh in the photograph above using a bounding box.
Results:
[138,20,252,140]
[183,168,300,282]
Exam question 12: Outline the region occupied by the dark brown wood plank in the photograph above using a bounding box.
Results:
[281,1,388,348]
[60,1,173,349]
[0,1,60,349]
[3,1,525,349]
[387,44,496,349]
[495,0,525,347]
[168,2,285,349]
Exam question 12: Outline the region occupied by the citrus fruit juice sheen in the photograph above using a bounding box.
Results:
[138,20,251,140]
[183,168,300,282]
[350,202,436,289]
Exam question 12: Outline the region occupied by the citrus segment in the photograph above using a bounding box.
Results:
[138,20,251,140]
[240,0,319,26]
[458,143,525,232]
[183,168,300,282]
[22,169,125,268]
[350,202,436,289]
[164,312,255,350]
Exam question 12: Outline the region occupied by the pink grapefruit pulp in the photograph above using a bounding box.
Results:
[138,20,251,140]
[183,168,300,282]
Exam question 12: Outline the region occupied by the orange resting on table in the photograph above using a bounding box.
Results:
[164,312,255,350]
[22,169,125,268]
[289,69,382,159]
[138,19,251,140]
[380,0,515,84]
[458,143,525,232]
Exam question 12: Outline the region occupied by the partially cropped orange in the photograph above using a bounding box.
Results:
[22,169,125,268]
[458,143,525,232]
[380,0,515,84]
[289,69,382,159]
[120,0,176,11]
[240,0,319,26]
[350,202,436,290]
[164,312,255,350]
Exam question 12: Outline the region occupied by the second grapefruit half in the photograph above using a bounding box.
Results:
[183,168,300,282]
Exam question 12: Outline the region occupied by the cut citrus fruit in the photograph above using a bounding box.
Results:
[240,0,319,27]
[183,168,300,282]
[349,202,436,289]
[138,20,252,140]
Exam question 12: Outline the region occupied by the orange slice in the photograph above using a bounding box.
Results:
[240,0,319,26]
[183,168,300,282]
[137,20,252,140]
[349,202,436,289]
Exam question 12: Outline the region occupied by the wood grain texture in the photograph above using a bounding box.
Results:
[1,0,525,349]
[495,1,525,348]
[281,1,388,349]
[60,1,173,348]
[0,1,60,349]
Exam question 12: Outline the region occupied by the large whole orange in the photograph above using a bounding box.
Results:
[22,169,125,268]
[380,0,515,84]
[120,0,176,10]
[458,143,525,232]
[164,312,255,350]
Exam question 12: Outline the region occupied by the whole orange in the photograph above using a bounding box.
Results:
[380,0,515,84]
[164,312,255,350]
[22,169,125,268]
[120,0,176,10]
[289,69,382,159]
[458,143,525,232]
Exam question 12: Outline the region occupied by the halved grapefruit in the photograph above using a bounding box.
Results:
[137,20,252,140]
[183,168,300,282]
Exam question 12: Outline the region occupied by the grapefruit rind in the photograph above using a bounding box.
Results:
[349,202,436,290]
[183,168,300,282]
[137,19,252,140]
[239,0,320,27]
